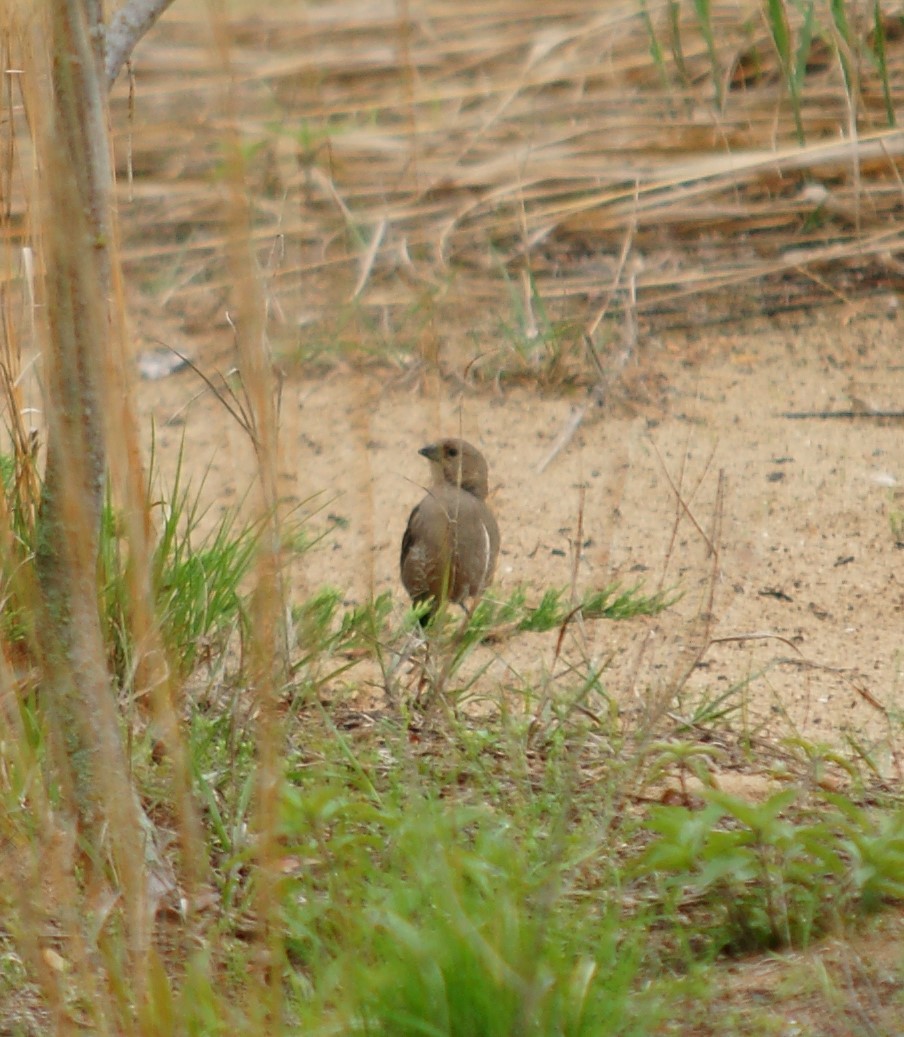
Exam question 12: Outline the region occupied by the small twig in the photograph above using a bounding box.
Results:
[569,482,586,606]
[651,438,717,557]
[164,348,254,439]
[582,332,607,383]
[350,219,387,301]
[710,632,804,654]
[536,406,587,474]
[585,194,638,340]
[535,335,607,474]
[781,410,904,420]
[773,656,886,711]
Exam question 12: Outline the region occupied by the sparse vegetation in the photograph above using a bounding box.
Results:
[0,1,902,1035]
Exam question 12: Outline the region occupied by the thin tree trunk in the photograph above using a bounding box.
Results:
[35,0,195,979]
[36,0,145,964]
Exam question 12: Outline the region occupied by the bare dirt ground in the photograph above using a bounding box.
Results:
[137,302,903,776]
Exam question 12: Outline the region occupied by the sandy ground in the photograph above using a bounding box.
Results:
[134,304,903,775]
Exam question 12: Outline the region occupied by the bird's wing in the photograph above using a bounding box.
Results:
[458,497,499,596]
[400,502,420,569]
[400,496,449,602]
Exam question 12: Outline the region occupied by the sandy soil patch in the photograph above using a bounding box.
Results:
[136,307,903,770]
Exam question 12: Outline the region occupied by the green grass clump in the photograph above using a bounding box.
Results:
[350,810,642,1036]
[0,446,265,687]
[293,587,394,661]
[465,582,672,639]
[101,483,262,683]
[276,753,665,1036]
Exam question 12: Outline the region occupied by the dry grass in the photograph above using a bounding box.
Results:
[4,2,903,378]
[3,0,895,357]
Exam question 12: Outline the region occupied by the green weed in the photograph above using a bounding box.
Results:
[637,787,904,956]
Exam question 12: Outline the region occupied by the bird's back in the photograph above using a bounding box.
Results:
[401,483,499,611]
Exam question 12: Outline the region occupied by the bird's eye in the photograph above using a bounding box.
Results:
[446,446,458,458]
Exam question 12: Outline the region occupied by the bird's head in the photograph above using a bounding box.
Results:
[419,438,490,499]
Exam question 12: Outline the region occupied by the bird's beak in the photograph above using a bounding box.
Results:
[419,443,441,462]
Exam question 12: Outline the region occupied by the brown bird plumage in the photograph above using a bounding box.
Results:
[401,438,500,624]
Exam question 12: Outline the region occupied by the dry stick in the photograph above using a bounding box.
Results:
[773,656,890,722]
[710,632,803,655]
[660,469,724,712]
[536,406,587,475]
[626,470,725,801]
[543,481,591,675]
[535,339,602,463]
[535,206,637,475]
[160,349,245,428]
[586,184,638,341]
[206,6,291,1023]
[837,13,862,243]
[639,450,721,714]
[520,267,539,341]
[107,0,209,972]
[583,330,607,385]
[878,134,904,206]
[651,436,718,561]
[569,481,586,607]
[350,218,387,301]
[781,409,904,420]
[167,322,281,458]
[655,436,693,595]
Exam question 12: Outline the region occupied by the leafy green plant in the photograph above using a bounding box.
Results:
[639,0,672,94]
[870,0,895,126]
[0,450,39,654]
[673,675,751,729]
[639,789,829,952]
[827,794,904,910]
[636,787,904,956]
[396,583,671,713]
[0,441,267,687]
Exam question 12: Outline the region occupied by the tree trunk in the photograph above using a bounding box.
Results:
[35,0,146,963]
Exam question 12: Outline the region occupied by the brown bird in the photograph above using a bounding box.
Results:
[401,438,500,625]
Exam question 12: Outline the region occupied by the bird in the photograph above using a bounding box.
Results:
[400,438,500,625]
